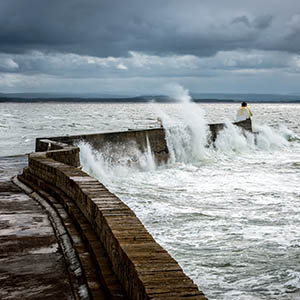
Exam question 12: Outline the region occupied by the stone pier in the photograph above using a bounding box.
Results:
[15,136,208,300]
[0,120,252,299]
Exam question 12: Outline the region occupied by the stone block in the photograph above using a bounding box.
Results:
[22,133,207,300]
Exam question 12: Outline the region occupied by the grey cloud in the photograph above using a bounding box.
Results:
[0,0,300,60]
[231,15,273,30]
[253,15,273,29]
[0,57,19,71]
[231,16,251,27]
[3,49,298,81]
[284,14,300,39]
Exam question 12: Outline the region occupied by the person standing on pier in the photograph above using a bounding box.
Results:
[236,101,253,121]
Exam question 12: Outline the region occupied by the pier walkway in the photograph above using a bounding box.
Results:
[0,155,73,299]
[0,155,124,299]
[0,151,207,300]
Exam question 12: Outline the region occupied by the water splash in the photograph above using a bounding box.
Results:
[163,83,192,103]
[77,136,156,184]
[140,135,156,171]
[78,84,294,180]
[213,120,255,154]
[153,83,293,164]
[159,83,209,163]
[254,124,290,150]
[278,124,300,142]
[212,120,291,154]
[78,121,293,185]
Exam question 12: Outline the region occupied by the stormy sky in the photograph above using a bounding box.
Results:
[1,0,300,95]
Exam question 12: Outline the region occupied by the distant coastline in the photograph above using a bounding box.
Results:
[1,98,300,104]
[1,93,300,103]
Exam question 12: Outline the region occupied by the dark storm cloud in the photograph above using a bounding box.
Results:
[231,15,273,30]
[253,15,273,30]
[1,0,300,59]
[231,16,252,27]
[0,0,183,56]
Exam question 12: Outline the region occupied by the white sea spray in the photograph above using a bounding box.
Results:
[157,83,209,163]
[2,101,300,300]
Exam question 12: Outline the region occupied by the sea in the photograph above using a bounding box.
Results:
[1,100,300,300]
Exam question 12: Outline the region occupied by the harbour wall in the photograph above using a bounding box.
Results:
[36,128,169,164]
[20,120,251,299]
[35,119,252,161]
[20,138,207,299]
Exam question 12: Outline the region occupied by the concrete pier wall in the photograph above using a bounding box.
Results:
[23,119,252,299]
[36,128,169,163]
[36,119,252,163]
[20,139,207,300]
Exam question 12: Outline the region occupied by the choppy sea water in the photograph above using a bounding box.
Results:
[1,102,300,299]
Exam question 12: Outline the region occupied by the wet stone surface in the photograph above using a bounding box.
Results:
[0,156,74,300]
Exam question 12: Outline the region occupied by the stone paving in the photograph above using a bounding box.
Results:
[0,155,128,300]
[0,156,77,300]
[0,154,208,299]
[26,139,208,300]
[0,156,73,300]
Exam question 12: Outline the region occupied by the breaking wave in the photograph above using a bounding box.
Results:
[79,115,295,184]
[79,84,296,179]
[76,87,300,300]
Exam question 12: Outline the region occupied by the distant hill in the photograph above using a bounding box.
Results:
[1,92,300,103]
[0,95,172,103]
[0,92,132,99]
[191,93,300,102]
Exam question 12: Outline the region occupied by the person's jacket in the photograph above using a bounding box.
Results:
[236,107,252,121]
